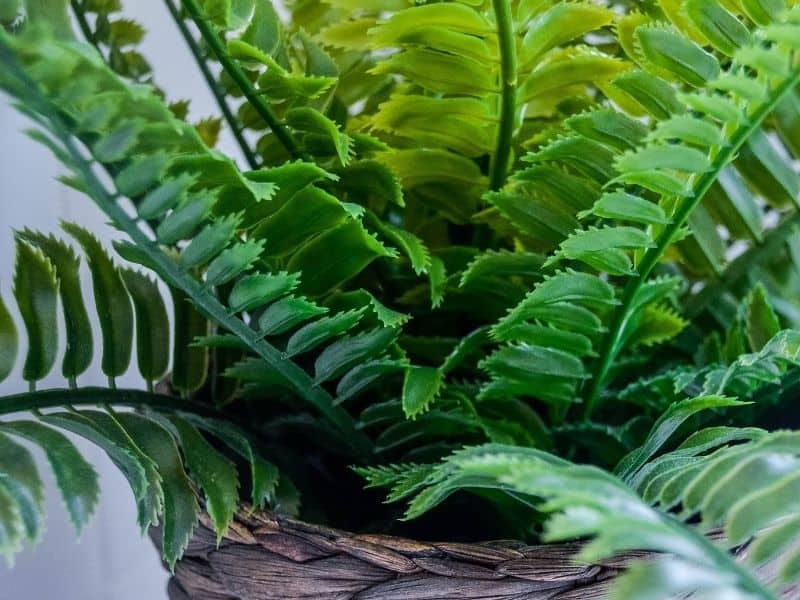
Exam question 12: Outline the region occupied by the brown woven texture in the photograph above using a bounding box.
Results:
[152,506,800,599]
[151,505,743,600]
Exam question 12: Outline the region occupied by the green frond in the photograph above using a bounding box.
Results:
[0,29,423,457]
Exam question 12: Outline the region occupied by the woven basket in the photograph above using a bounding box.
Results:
[151,505,792,600]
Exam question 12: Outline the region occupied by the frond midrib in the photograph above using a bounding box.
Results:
[585,66,800,415]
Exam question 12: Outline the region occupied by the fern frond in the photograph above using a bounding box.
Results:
[0,29,412,456]
[367,404,800,599]
[482,1,800,418]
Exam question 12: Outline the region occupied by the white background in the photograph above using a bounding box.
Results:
[0,3,246,597]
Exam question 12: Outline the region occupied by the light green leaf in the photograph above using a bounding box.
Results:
[205,240,264,287]
[616,395,747,481]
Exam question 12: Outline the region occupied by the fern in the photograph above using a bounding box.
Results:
[483,1,800,419]
[4,0,800,595]
[363,411,800,598]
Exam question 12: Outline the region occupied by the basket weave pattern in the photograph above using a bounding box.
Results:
[154,507,664,600]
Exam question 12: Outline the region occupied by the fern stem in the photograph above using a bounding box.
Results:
[685,211,800,320]
[180,0,304,162]
[69,1,101,56]
[0,40,371,459]
[488,0,517,191]
[162,0,260,170]
[0,388,215,417]
[585,69,800,418]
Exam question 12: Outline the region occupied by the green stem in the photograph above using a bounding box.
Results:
[0,388,215,417]
[489,0,517,191]
[685,210,800,320]
[162,0,260,170]
[69,1,101,56]
[0,38,371,459]
[584,69,800,418]
[180,0,304,161]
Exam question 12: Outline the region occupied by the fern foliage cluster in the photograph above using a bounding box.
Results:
[1,0,800,597]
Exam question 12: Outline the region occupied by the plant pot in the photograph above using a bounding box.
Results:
[151,506,800,599]
[150,506,670,600]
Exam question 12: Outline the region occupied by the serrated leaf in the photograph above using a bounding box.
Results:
[285,308,365,357]
[335,359,407,403]
[0,292,18,383]
[179,215,241,269]
[137,174,196,220]
[402,366,443,419]
[40,410,160,531]
[2,421,99,534]
[0,432,44,543]
[686,0,751,56]
[616,396,748,481]
[121,269,170,385]
[182,414,279,509]
[314,327,399,383]
[13,240,58,384]
[429,256,446,308]
[258,295,328,336]
[92,120,141,162]
[17,230,93,381]
[164,415,239,542]
[63,223,133,380]
[228,272,300,313]
[0,484,23,565]
[156,194,217,245]
[116,413,198,571]
[582,192,668,225]
[636,25,720,87]
[115,153,170,197]
[205,240,264,287]
[288,219,393,296]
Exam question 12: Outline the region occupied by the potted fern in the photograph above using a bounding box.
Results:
[1,0,800,597]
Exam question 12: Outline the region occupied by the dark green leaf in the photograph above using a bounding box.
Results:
[116,413,198,571]
[402,366,443,419]
[0,432,44,543]
[121,269,170,385]
[163,415,238,541]
[0,292,18,383]
[63,223,133,380]
[13,240,58,384]
[2,421,99,534]
[17,230,93,381]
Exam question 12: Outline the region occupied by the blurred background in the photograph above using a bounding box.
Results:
[0,2,247,597]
